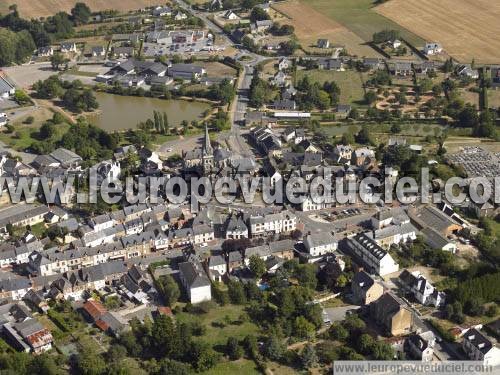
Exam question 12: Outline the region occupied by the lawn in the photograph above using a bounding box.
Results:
[0,121,70,152]
[175,304,260,347]
[201,359,259,375]
[488,89,500,108]
[296,69,367,106]
[300,0,425,46]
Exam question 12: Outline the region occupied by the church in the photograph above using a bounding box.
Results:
[182,124,214,174]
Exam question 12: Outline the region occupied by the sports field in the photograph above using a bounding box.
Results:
[376,0,500,63]
[273,1,381,58]
[0,0,159,19]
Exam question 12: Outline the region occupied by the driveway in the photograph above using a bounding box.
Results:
[322,304,359,323]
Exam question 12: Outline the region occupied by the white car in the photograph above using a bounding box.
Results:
[166,148,172,152]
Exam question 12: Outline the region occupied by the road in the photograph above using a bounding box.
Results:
[176,0,267,159]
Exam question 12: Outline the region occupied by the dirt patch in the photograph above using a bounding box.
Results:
[273,0,381,58]
[0,0,159,19]
[376,0,500,63]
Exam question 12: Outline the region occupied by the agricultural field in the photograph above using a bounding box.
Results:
[273,0,381,58]
[0,0,159,18]
[296,69,367,106]
[285,0,424,46]
[376,0,500,63]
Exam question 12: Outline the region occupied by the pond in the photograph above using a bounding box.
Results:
[88,92,212,131]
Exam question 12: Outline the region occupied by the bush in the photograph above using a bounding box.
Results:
[23,116,34,124]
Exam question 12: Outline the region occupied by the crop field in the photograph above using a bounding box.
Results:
[273,1,381,58]
[376,0,500,63]
[0,0,159,19]
[293,0,424,45]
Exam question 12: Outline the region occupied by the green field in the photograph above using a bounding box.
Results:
[175,304,260,346]
[296,69,367,106]
[301,0,425,46]
[201,359,259,375]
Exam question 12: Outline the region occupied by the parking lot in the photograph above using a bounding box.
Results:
[142,39,220,57]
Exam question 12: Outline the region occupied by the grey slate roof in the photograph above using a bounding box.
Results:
[179,261,210,288]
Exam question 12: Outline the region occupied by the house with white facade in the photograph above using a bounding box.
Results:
[348,233,399,276]
[225,214,248,239]
[399,270,445,307]
[304,232,337,257]
[406,331,435,362]
[178,260,211,304]
[462,329,500,367]
[248,210,296,237]
[423,42,443,56]
[206,255,227,282]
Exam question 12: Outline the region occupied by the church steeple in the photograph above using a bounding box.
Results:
[203,123,213,156]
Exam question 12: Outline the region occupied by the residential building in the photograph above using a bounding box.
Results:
[304,232,337,257]
[423,42,442,55]
[37,46,53,56]
[223,10,240,20]
[347,232,399,276]
[278,57,290,71]
[351,271,384,305]
[4,318,53,353]
[178,260,211,303]
[60,42,77,53]
[388,61,412,76]
[317,39,330,49]
[370,293,413,336]
[248,210,296,237]
[207,255,227,282]
[406,331,435,361]
[274,99,296,110]
[399,270,446,307]
[462,329,500,366]
[408,205,462,236]
[367,222,417,248]
[251,20,273,33]
[152,6,172,16]
[225,215,248,239]
[0,75,15,98]
[91,46,105,57]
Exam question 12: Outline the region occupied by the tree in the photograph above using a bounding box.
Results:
[156,275,180,307]
[50,52,66,70]
[250,7,270,22]
[355,125,374,145]
[249,255,266,279]
[226,337,244,360]
[75,343,107,375]
[294,316,316,339]
[264,335,286,361]
[458,104,479,128]
[39,121,56,139]
[372,29,399,44]
[163,112,169,135]
[71,2,92,25]
[390,123,402,134]
[190,341,220,372]
[228,280,246,304]
[364,91,378,104]
[329,323,349,341]
[301,343,318,369]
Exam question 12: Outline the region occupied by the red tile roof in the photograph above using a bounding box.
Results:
[83,299,107,320]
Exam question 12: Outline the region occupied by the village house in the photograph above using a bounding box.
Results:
[37,46,54,57]
[169,63,206,80]
[388,61,412,76]
[421,227,457,253]
[399,270,446,307]
[304,232,337,257]
[225,214,249,239]
[178,260,211,303]
[351,271,384,305]
[3,317,54,353]
[317,39,330,49]
[370,292,413,336]
[223,10,240,20]
[206,255,227,282]
[248,210,296,237]
[462,328,500,366]
[91,46,106,57]
[423,42,443,55]
[152,5,172,17]
[406,331,435,361]
[60,42,77,53]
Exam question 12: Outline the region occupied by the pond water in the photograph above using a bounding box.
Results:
[88,92,211,131]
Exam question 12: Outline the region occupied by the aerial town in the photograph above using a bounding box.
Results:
[0,0,498,374]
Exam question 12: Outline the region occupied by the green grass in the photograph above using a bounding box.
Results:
[296,69,367,106]
[301,0,425,46]
[201,359,259,375]
[176,304,260,347]
[0,122,70,152]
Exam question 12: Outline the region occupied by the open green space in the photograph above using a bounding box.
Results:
[296,69,367,106]
[201,359,259,375]
[301,0,425,46]
[175,304,260,347]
